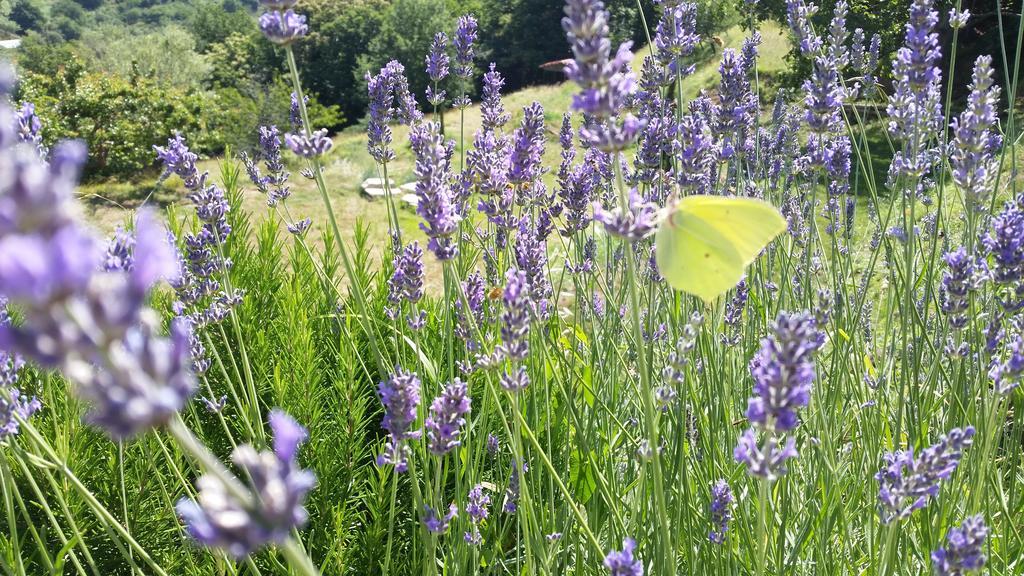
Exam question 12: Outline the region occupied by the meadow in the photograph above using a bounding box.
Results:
[0,0,1023,575]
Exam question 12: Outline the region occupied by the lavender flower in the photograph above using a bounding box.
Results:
[481,64,511,132]
[453,15,478,79]
[932,515,987,575]
[0,297,38,440]
[455,270,486,349]
[289,92,306,131]
[508,102,546,196]
[287,217,312,236]
[14,102,45,157]
[386,242,425,319]
[940,248,974,329]
[499,365,530,392]
[242,126,291,207]
[982,198,1024,287]
[0,135,193,439]
[951,56,1001,212]
[426,32,450,83]
[497,269,531,362]
[513,220,552,315]
[949,8,970,30]
[876,426,975,524]
[722,279,748,345]
[425,32,449,106]
[734,429,798,480]
[826,0,849,68]
[888,0,943,177]
[424,503,458,534]
[604,537,643,576]
[464,483,490,544]
[745,312,822,432]
[411,122,461,260]
[103,226,135,272]
[177,410,316,558]
[284,129,332,158]
[366,61,403,163]
[708,480,733,544]
[200,395,228,413]
[376,368,422,472]
[989,335,1024,394]
[425,379,471,456]
[593,189,658,242]
[258,10,308,45]
[562,0,641,150]
[654,2,699,77]
[786,0,822,56]
[717,47,757,158]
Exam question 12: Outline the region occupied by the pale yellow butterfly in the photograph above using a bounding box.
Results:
[655,196,787,302]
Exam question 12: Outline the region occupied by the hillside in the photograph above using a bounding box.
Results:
[80,21,792,258]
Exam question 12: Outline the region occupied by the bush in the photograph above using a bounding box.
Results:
[18,57,204,178]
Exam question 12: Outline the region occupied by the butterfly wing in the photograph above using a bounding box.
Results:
[680,196,788,264]
[655,196,786,302]
[655,206,745,302]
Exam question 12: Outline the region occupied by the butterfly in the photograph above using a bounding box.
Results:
[655,196,787,302]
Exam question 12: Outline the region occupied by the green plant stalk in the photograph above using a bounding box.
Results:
[284,45,389,381]
[12,413,168,576]
[614,153,674,573]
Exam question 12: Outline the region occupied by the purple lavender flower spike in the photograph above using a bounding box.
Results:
[104,226,135,272]
[14,101,46,157]
[982,198,1024,289]
[425,32,450,106]
[593,188,659,242]
[258,9,308,45]
[425,378,471,456]
[453,15,478,79]
[423,503,458,534]
[932,515,987,576]
[287,217,312,236]
[786,0,822,56]
[177,409,316,558]
[734,428,798,480]
[887,0,943,178]
[480,64,510,132]
[376,368,422,472]
[0,297,38,440]
[410,122,461,260]
[745,312,823,432]
[654,2,699,77]
[508,102,546,197]
[951,56,1001,212]
[500,365,530,393]
[876,427,975,524]
[939,248,974,329]
[242,125,291,207]
[366,62,401,163]
[498,269,531,363]
[708,480,734,544]
[285,129,332,158]
[563,0,641,151]
[949,8,970,29]
[604,537,643,576]
[989,335,1024,394]
[464,483,490,544]
[426,32,450,83]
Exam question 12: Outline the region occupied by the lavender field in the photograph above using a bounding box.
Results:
[0,0,1022,574]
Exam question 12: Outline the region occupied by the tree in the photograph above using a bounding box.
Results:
[296,0,386,125]
[356,0,452,110]
[9,0,45,33]
[17,52,205,178]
